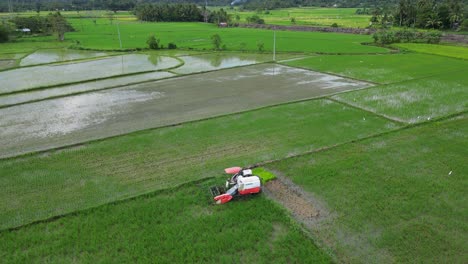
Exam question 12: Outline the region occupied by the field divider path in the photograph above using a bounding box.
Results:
[0,53,126,73]
[278,62,381,85]
[326,97,407,125]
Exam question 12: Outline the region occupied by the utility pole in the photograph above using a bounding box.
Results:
[273,28,276,61]
[116,22,122,49]
[204,0,208,23]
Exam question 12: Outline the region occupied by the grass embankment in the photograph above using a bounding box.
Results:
[64,19,387,53]
[0,179,331,263]
[393,43,468,59]
[0,99,399,230]
[267,116,468,263]
[285,53,468,123]
[227,7,371,28]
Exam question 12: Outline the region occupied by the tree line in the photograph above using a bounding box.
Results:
[362,0,465,30]
[3,0,467,13]
[134,3,203,22]
[0,12,73,43]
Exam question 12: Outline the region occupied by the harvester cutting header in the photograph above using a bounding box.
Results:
[210,167,262,204]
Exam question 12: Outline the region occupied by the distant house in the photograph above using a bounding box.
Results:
[16,28,31,34]
[218,22,228,28]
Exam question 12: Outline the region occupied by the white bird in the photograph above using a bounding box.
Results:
[448,171,452,175]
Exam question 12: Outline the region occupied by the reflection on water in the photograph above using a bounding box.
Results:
[0,71,175,107]
[147,54,162,66]
[0,54,180,94]
[173,53,271,74]
[0,89,165,139]
[20,49,108,66]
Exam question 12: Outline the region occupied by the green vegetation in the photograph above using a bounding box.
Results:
[64,20,386,53]
[146,34,160,49]
[284,53,468,84]
[393,43,468,59]
[285,53,468,123]
[253,167,277,183]
[228,7,371,28]
[211,33,222,50]
[333,70,468,123]
[134,3,202,22]
[267,116,467,262]
[372,29,441,45]
[0,25,9,43]
[1,5,467,262]
[0,180,331,263]
[0,99,398,230]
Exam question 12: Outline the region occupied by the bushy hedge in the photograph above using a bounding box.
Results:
[373,29,441,45]
[0,25,9,43]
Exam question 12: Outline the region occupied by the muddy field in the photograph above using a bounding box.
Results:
[0,64,371,158]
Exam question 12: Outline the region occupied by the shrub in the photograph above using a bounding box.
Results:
[373,29,441,45]
[257,40,265,52]
[147,34,160,50]
[246,15,265,24]
[461,19,468,31]
[331,23,339,28]
[211,34,222,50]
[0,25,9,43]
[168,42,177,49]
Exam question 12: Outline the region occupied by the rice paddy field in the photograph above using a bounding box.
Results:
[0,9,467,263]
[227,7,371,28]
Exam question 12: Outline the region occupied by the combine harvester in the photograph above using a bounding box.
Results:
[210,167,262,204]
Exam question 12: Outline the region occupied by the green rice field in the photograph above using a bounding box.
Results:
[0,7,467,263]
[227,7,371,28]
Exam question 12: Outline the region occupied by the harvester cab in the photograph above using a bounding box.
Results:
[210,167,261,204]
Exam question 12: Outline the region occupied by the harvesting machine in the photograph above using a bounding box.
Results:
[210,167,262,204]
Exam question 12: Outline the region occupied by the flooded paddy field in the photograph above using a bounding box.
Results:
[0,64,371,158]
[0,60,16,70]
[19,49,109,66]
[0,71,175,107]
[173,53,271,74]
[0,54,180,94]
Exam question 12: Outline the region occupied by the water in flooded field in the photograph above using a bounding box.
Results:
[174,53,271,74]
[0,54,180,94]
[0,60,15,70]
[0,64,372,158]
[20,49,108,66]
[0,71,175,107]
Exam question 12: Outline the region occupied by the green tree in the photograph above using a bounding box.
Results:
[147,34,160,50]
[416,0,435,28]
[211,34,222,50]
[47,12,73,42]
[425,12,442,28]
[447,0,464,29]
[256,40,264,52]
